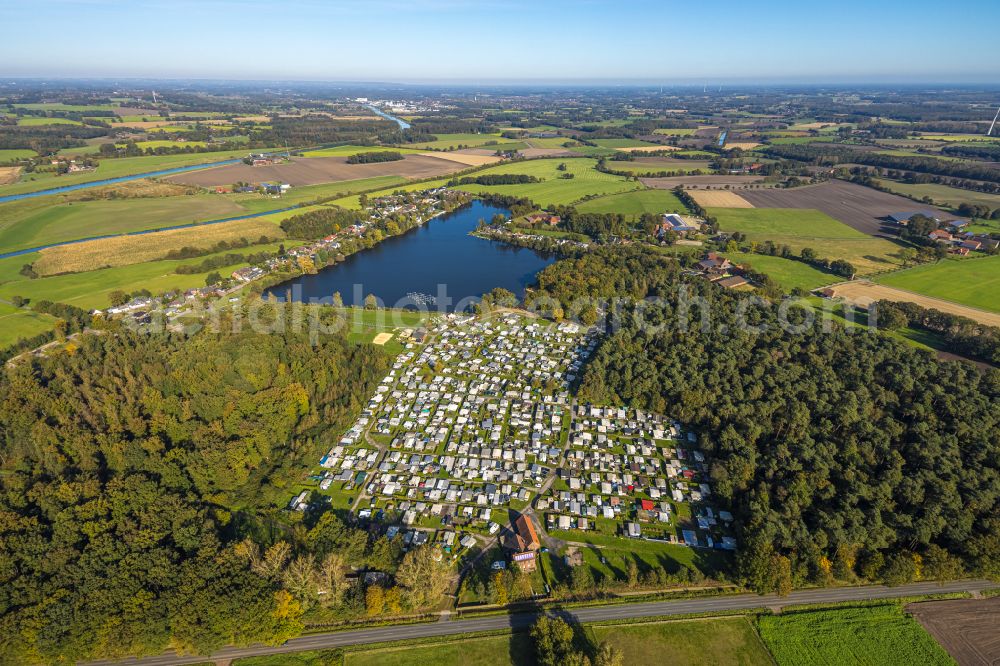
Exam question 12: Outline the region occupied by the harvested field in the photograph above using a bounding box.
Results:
[371,332,393,346]
[723,142,762,150]
[519,147,576,158]
[907,596,1000,666]
[32,218,283,275]
[740,180,950,237]
[688,190,754,208]
[0,167,21,185]
[643,175,765,189]
[824,280,1000,327]
[419,151,501,166]
[616,144,680,153]
[165,154,463,188]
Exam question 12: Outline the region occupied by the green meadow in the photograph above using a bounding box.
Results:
[590,618,773,666]
[726,252,839,292]
[17,117,84,126]
[0,302,59,349]
[876,255,1000,312]
[0,242,295,312]
[757,603,953,666]
[575,188,688,217]
[0,195,249,255]
[708,207,903,275]
[590,138,661,149]
[401,133,506,150]
[298,145,425,158]
[0,149,37,163]
[0,149,250,196]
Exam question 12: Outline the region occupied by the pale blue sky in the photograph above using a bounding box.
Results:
[1,0,998,82]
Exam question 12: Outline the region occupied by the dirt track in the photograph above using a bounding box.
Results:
[740,180,951,237]
[164,154,464,187]
[907,596,1000,666]
[826,281,1000,327]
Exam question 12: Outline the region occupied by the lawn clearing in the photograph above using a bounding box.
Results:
[590,617,772,666]
[727,252,838,292]
[344,634,533,666]
[32,218,284,275]
[757,603,954,666]
[0,194,249,255]
[875,255,1000,313]
[607,158,714,175]
[0,149,37,163]
[708,207,903,275]
[689,191,754,208]
[17,117,83,127]
[0,303,58,349]
[575,189,688,217]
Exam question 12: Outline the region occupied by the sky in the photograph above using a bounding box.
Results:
[2,0,999,83]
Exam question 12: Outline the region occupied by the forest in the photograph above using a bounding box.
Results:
[534,247,1000,593]
[0,322,459,663]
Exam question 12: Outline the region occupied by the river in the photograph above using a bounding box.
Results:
[264,201,555,310]
[365,104,411,130]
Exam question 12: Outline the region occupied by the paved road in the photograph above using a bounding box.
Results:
[83,579,994,666]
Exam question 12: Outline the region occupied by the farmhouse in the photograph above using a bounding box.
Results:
[525,213,561,226]
[714,275,749,289]
[656,213,698,237]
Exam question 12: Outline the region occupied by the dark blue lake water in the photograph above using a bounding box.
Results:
[264,201,555,310]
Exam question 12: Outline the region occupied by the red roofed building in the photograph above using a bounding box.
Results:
[639,499,655,511]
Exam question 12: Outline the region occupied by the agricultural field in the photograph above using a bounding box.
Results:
[123,140,210,150]
[31,218,284,275]
[739,180,946,237]
[589,617,772,666]
[298,145,425,158]
[643,175,765,189]
[333,158,639,209]
[872,179,1000,211]
[590,138,662,149]
[400,133,507,150]
[0,149,37,163]
[0,149,250,196]
[908,597,1000,666]
[688,190,754,208]
[0,302,58,349]
[228,175,408,213]
[0,193,248,255]
[606,157,714,174]
[165,154,463,188]
[875,255,1000,313]
[652,127,698,136]
[0,241,295,311]
[757,603,954,666]
[824,280,1000,327]
[16,117,84,126]
[575,188,688,217]
[726,252,838,292]
[524,137,576,149]
[708,207,904,275]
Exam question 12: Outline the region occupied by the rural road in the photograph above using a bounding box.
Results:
[83,579,995,666]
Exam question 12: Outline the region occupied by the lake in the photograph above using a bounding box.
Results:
[264,201,556,310]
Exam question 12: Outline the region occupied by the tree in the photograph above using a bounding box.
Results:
[395,546,449,608]
[898,247,918,267]
[364,293,378,310]
[626,558,639,588]
[491,570,509,605]
[365,585,385,616]
[108,289,129,307]
[594,642,624,666]
[384,586,403,614]
[205,271,222,286]
[881,552,918,586]
[531,616,576,666]
[331,291,344,308]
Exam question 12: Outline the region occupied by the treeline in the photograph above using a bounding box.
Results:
[448,174,540,186]
[279,207,362,240]
[175,250,276,275]
[0,122,109,154]
[534,247,1000,592]
[768,144,1000,184]
[259,115,395,146]
[0,325,394,663]
[477,193,537,218]
[163,235,280,260]
[941,143,1000,161]
[346,151,403,164]
[872,299,1000,365]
